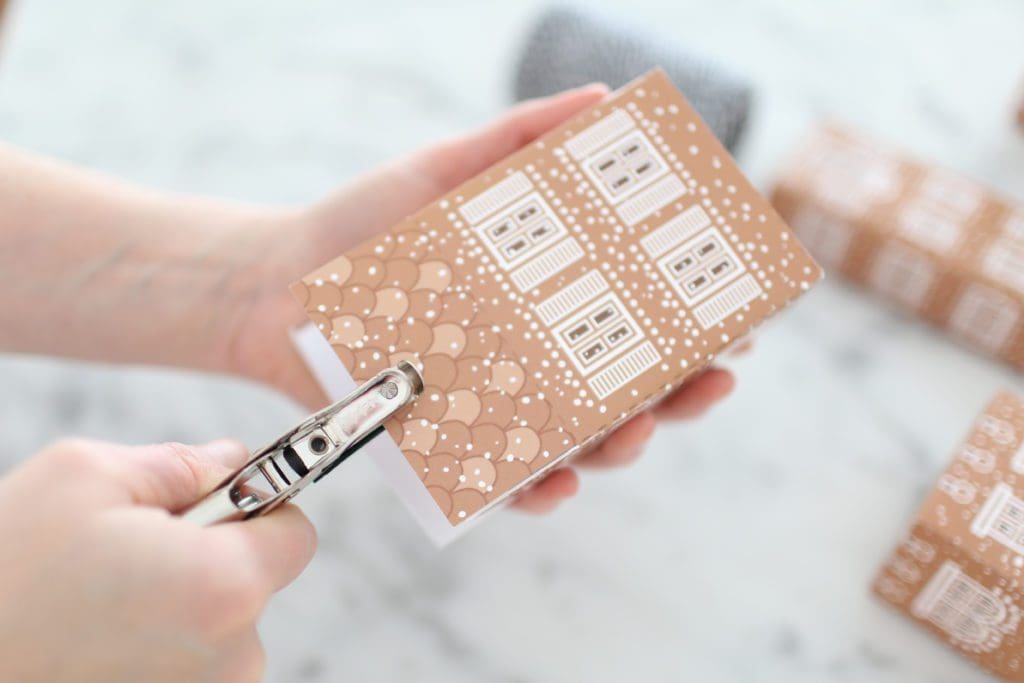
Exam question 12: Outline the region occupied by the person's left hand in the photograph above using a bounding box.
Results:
[216,84,737,513]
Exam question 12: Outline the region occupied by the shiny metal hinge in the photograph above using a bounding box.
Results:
[180,362,423,525]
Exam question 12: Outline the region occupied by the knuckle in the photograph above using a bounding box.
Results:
[244,640,267,683]
[285,506,319,557]
[199,541,269,614]
[216,568,265,610]
[222,638,266,683]
[183,557,266,637]
[157,441,206,490]
[190,582,262,638]
[231,567,270,612]
[41,438,106,474]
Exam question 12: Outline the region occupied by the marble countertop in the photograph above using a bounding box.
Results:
[2,0,1023,680]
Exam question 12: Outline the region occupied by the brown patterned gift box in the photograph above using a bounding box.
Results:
[874,392,1024,681]
[771,124,1024,371]
[290,69,822,535]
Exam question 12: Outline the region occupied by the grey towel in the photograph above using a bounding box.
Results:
[512,5,753,152]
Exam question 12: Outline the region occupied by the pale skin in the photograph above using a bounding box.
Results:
[0,84,736,682]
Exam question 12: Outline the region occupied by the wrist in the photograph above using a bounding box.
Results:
[208,206,331,408]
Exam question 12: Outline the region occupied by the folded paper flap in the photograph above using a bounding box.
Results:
[291,68,822,527]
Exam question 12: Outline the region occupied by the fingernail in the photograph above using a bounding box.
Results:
[196,439,249,468]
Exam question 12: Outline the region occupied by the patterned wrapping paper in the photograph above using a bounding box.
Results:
[875,392,1024,681]
[771,124,1024,370]
[291,69,822,527]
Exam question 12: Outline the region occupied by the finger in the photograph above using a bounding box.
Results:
[575,412,657,469]
[725,337,755,358]
[511,468,579,514]
[654,368,735,421]
[413,83,609,190]
[125,440,251,511]
[210,628,265,683]
[213,504,318,593]
[27,438,250,511]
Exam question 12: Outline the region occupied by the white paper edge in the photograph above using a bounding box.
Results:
[290,323,486,547]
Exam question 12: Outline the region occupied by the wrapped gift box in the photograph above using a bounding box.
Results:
[875,391,1024,681]
[289,69,822,543]
[771,125,1024,370]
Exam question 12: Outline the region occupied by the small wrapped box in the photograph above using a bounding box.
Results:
[289,69,822,543]
[771,125,1024,370]
[874,391,1024,681]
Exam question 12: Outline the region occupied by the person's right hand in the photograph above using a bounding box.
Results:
[0,438,317,683]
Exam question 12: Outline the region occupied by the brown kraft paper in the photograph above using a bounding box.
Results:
[291,69,823,527]
[771,124,1024,370]
[875,391,1024,681]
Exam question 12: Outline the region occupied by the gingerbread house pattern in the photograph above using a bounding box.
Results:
[772,126,1024,370]
[292,70,821,526]
[875,392,1024,679]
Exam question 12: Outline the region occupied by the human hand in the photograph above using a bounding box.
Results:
[218,85,737,512]
[0,439,316,683]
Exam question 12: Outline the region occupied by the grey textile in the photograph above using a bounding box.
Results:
[512,5,753,152]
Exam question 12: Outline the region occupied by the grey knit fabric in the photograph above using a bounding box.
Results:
[512,5,753,152]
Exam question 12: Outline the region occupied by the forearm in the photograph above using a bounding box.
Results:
[0,143,281,371]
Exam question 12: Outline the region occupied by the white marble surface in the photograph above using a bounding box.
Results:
[2,1,1024,680]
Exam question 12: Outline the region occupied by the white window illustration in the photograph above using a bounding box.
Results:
[918,171,983,216]
[876,576,910,602]
[948,284,1021,355]
[615,175,686,226]
[647,225,761,329]
[554,293,643,375]
[809,138,902,216]
[971,483,1024,555]
[937,474,976,505]
[911,560,1019,653]
[868,242,936,310]
[640,209,763,329]
[658,229,744,307]
[583,131,669,204]
[897,204,963,253]
[476,193,569,269]
[977,414,1018,447]
[959,444,996,474]
[903,536,936,563]
[896,172,980,254]
[563,108,681,226]
[788,204,854,269]
[459,173,583,292]
[535,271,660,399]
[983,240,1024,295]
[458,171,532,225]
[890,556,921,583]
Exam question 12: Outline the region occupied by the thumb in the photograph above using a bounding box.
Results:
[108,439,251,511]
